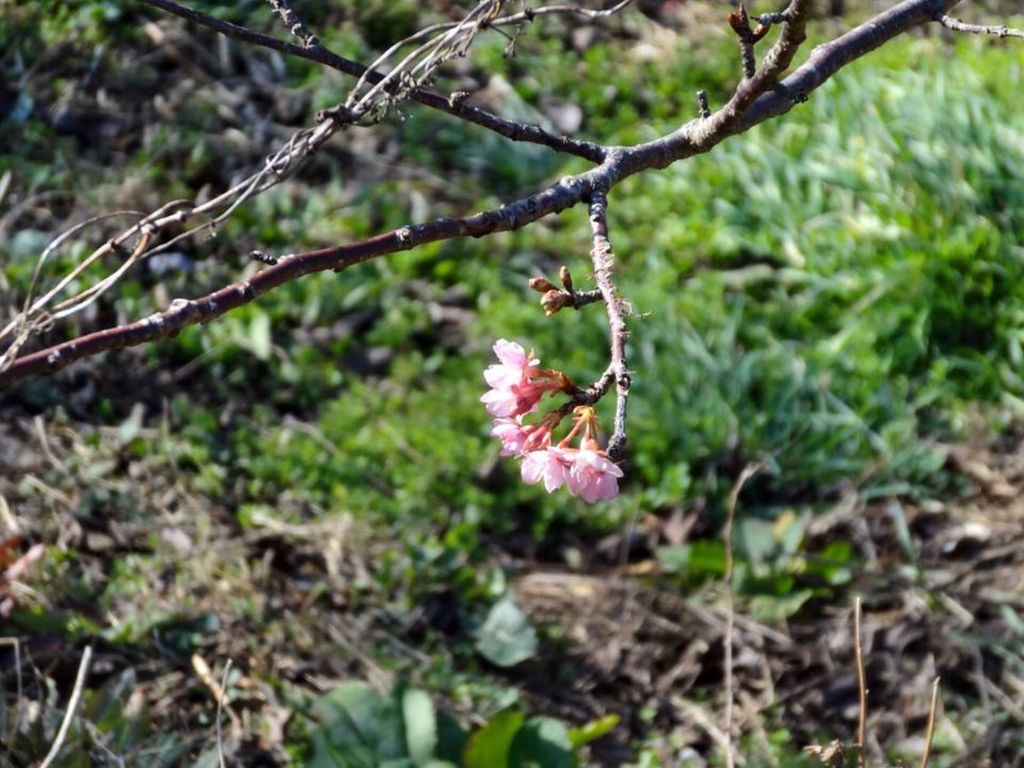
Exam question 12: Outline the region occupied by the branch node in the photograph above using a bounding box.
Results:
[316,105,357,124]
[249,250,278,265]
[696,90,711,118]
[448,90,471,109]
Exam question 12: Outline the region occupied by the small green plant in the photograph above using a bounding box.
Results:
[307,681,617,768]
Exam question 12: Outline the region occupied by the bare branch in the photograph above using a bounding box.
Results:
[939,15,1024,39]
[0,172,599,387]
[588,190,630,460]
[138,0,608,162]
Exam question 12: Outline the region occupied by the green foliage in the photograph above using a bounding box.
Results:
[308,682,599,768]
[473,596,538,668]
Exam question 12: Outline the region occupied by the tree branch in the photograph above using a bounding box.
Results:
[588,190,630,460]
[0,0,971,389]
[939,14,1024,40]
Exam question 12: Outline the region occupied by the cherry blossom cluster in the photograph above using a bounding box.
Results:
[482,340,623,503]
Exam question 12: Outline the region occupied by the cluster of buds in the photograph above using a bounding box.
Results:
[528,266,576,316]
[482,340,623,503]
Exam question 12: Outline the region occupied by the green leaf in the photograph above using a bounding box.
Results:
[656,545,689,574]
[567,714,620,749]
[309,682,407,768]
[463,710,524,768]
[401,687,438,766]
[749,589,813,621]
[509,717,575,768]
[435,711,468,764]
[474,597,537,668]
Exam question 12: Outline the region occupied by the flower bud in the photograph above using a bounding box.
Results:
[528,276,558,293]
[558,265,574,292]
[541,289,570,316]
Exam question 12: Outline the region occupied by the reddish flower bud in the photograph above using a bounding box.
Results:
[540,290,570,316]
[528,276,558,293]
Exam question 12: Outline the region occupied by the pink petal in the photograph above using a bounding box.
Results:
[484,363,520,389]
[481,388,516,417]
[493,339,530,368]
[521,451,547,485]
[542,452,568,492]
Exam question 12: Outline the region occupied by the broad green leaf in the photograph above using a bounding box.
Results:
[436,711,468,764]
[401,687,438,766]
[463,710,524,768]
[474,598,537,668]
[509,716,574,768]
[309,681,406,768]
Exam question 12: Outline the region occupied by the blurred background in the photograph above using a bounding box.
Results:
[2,1,1024,765]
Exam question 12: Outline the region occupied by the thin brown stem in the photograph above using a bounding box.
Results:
[722,464,762,768]
[855,596,868,768]
[918,677,941,768]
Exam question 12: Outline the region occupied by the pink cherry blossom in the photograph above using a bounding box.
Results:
[481,339,564,417]
[481,386,521,417]
[567,441,623,503]
[491,417,531,456]
[483,339,538,389]
[521,447,571,492]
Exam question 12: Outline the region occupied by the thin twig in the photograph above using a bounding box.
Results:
[918,677,941,768]
[722,464,762,768]
[216,659,233,768]
[728,2,759,80]
[138,0,607,162]
[939,15,1024,39]
[854,597,867,768]
[263,0,319,49]
[38,645,93,768]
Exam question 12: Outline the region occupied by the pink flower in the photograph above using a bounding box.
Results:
[481,386,521,417]
[566,440,623,503]
[521,447,571,492]
[491,417,531,457]
[481,339,565,417]
[483,339,537,390]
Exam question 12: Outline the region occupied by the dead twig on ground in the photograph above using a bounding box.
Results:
[855,596,868,768]
[38,644,93,768]
[723,464,762,768]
